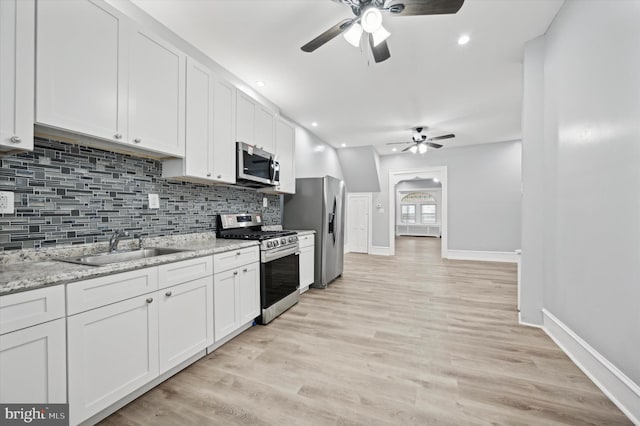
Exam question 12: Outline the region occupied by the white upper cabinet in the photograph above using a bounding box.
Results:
[36,0,126,144]
[275,118,296,194]
[36,0,185,158]
[211,77,237,184]
[128,27,185,157]
[236,91,256,146]
[236,90,276,153]
[255,106,275,154]
[0,0,34,153]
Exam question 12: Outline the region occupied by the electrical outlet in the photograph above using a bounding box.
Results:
[0,191,15,214]
[148,194,160,209]
[263,197,268,208]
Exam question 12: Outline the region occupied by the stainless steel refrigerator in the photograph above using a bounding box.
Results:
[283,176,345,288]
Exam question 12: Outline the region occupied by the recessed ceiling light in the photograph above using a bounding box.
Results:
[341,143,346,147]
[433,178,440,183]
[256,81,265,87]
[391,148,397,152]
[458,34,470,45]
[311,122,318,127]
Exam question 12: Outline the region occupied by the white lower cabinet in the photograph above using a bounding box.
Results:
[299,234,315,293]
[213,256,260,342]
[0,318,67,403]
[67,294,159,425]
[159,276,213,374]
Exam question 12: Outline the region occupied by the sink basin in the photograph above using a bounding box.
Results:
[57,247,189,266]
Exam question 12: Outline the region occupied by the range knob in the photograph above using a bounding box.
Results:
[288,237,296,243]
[273,240,279,247]
[280,238,287,245]
[266,241,273,248]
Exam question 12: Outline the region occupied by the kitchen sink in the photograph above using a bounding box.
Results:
[57,247,189,266]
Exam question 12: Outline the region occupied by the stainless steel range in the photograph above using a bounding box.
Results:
[217,213,300,324]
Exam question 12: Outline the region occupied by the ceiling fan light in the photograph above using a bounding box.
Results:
[418,143,428,154]
[343,22,363,47]
[371,25,390,47]
[409,145,418,154]
[361,7,383,33]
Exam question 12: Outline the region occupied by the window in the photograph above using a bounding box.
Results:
[401,205,416,223]
[421,204,436,224]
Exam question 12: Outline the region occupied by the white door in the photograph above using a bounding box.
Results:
[213,269,239,342]
[158,277,213,374]
[212,77,237,184]
[238,262,260,325]
[235,91,255,145]
[0,318,66,403]
[67,294,159,425]
[0,0,34,151]
[36,0,126,143]
[347,194,370,253]
[128,27,185,156]
[184,58,214,179]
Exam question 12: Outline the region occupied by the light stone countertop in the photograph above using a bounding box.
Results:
[293,230,316,237]
[0,233,258,296]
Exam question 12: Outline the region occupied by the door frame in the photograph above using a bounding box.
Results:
[346,192,372,254]
[388,167,448,258]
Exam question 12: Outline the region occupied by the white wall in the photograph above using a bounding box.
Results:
[522,0,640,392]
[373,141,522,251]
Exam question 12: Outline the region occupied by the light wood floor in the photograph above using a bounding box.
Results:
[101,237,631,425]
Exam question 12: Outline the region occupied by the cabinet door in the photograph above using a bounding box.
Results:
[128,27,185,157]
[235,91,255,145]
[0,0,34,152]
[238,262,261,325]
[212,77,237,184]
[36,0,127,143]
[159,277,213,374]
[274,118,296,194]
[67,295,159,425]
[213,269,239,342]
[185,58,214,179]
[300,245,315,291]
[255,106,275,153]
[0,318,66,403]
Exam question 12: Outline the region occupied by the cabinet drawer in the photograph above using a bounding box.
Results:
[0,286,65,335]
[298,234,315,249]
[213,246,259,273]
[67,268,158,315]
[158,256,213,289]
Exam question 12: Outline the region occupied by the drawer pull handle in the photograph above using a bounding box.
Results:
[206,172,212,177]
[242,268,248,272]
[165,291,172,297]
[10,136,21,143]
[146,298,153,304]
[217,174,222,179]
[236,251,241,255]
[233,271,238,276]
[134,138,142,144]
[114,133,123,139]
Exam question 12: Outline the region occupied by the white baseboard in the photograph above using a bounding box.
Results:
[542,309,640,424]
[447,250,518,263]
[369,246,392,256]
[518,313,543,328]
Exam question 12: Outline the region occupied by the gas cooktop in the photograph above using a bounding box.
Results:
[217,229,296,242]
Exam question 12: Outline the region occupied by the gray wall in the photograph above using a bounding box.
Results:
[294,127,343,180]
[0,138,280,252]
[337,146,381,192]
[373,141,522,251]
[522,0,640,386]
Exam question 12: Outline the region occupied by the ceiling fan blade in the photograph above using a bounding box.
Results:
[401,145,415,152]
[301,19,354,52]
[429,133,455,141]
[369,34,391,63]
[426,142,443,149]
[386,141,412,145]
[387,0,465,16]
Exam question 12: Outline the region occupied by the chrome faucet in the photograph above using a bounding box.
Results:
[108,229,129,252]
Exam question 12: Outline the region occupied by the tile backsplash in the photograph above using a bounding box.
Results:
[0,137,281,252]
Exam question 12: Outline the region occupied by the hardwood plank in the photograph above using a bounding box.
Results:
[100,237,631,425]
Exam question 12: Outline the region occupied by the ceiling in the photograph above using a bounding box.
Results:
[131,0,563,155]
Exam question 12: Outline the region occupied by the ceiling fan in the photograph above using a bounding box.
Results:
[386,127,455,153]
[300,0,465,63]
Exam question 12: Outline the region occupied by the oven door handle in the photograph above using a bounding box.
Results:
[262,246,299,263]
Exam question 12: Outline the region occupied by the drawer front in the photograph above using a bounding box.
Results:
[298,234,315,249]
[213,246,259,273]
[67,268,158,315]
[0,286,66,335]
[158,256,213,289]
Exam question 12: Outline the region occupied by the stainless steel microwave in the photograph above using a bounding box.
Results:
[237,142,279,188]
